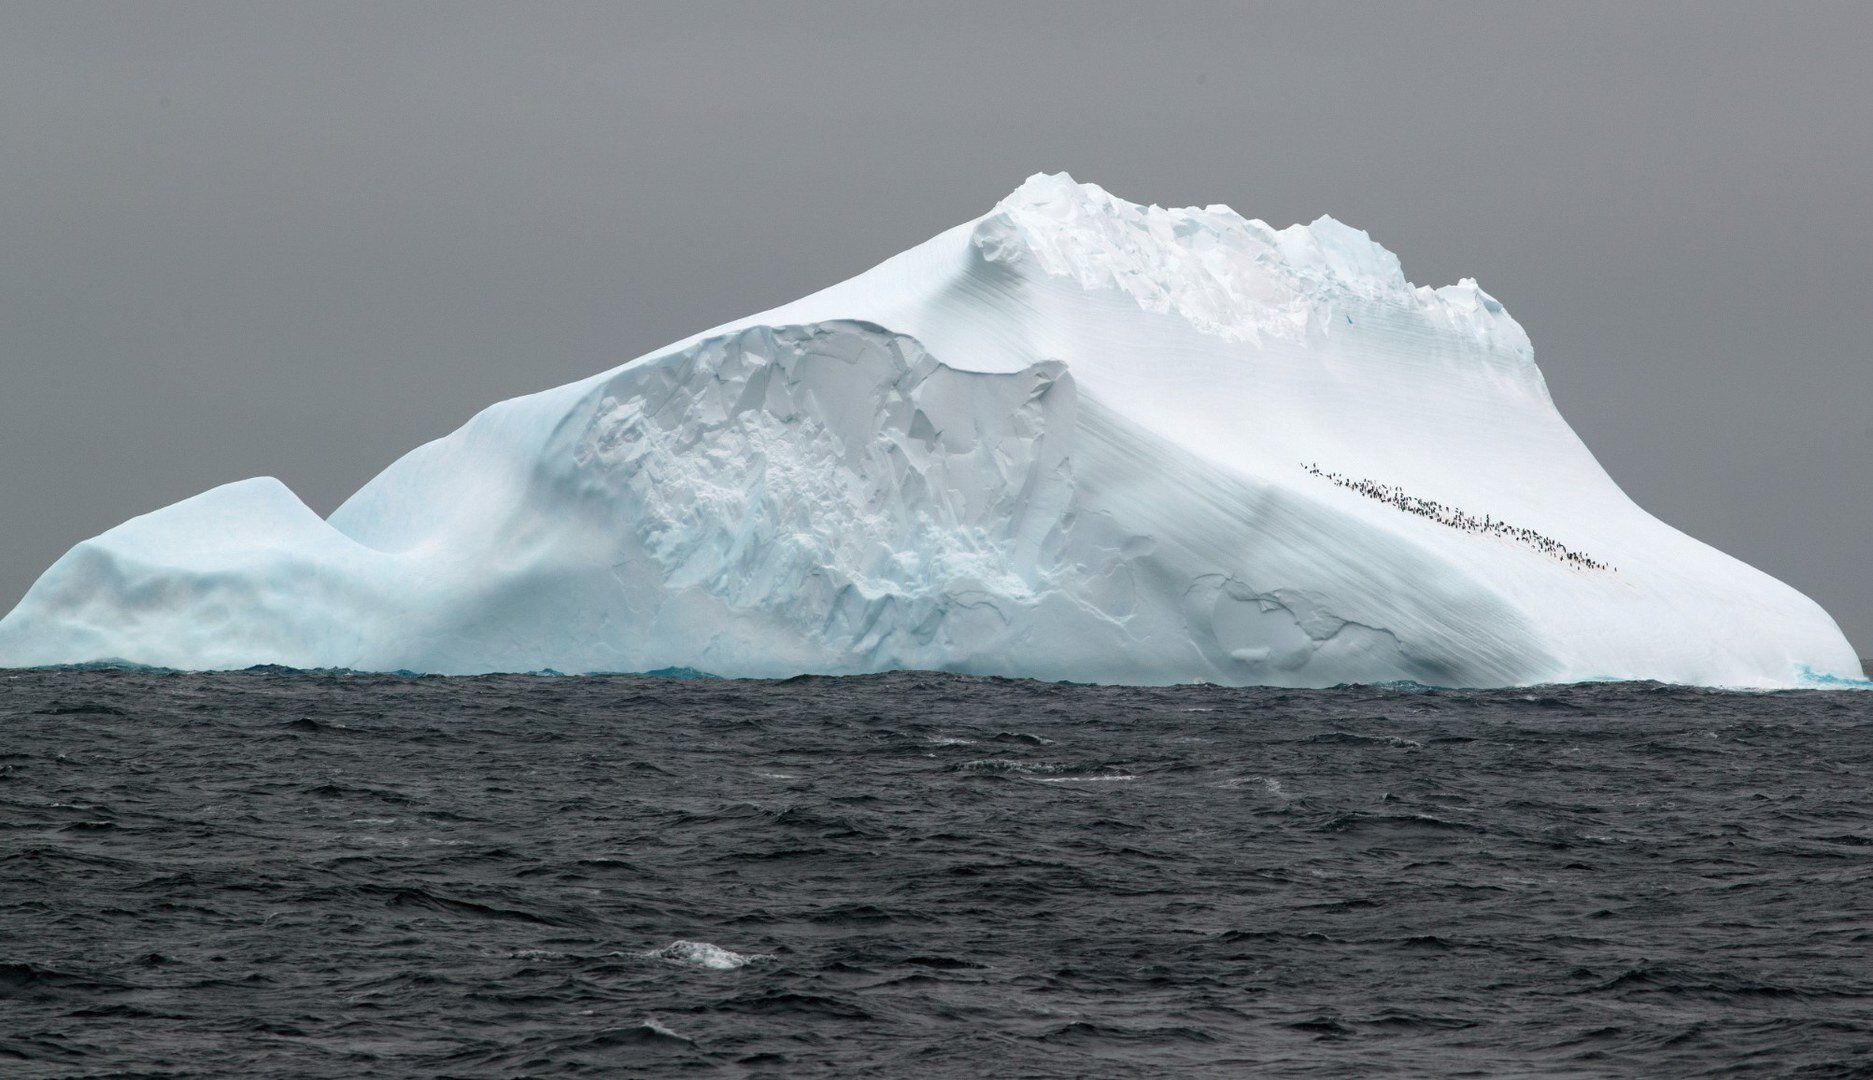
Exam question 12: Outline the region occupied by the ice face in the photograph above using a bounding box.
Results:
[0,175,1858,686]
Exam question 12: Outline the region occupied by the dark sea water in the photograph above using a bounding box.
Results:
[3,667,1873,1078]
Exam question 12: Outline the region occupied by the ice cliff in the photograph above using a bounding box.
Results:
[0,174,1858,686]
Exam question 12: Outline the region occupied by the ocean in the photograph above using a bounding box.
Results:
[3,667,1872,1077]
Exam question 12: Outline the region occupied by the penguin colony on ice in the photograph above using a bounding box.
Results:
[1303,464,1614,572]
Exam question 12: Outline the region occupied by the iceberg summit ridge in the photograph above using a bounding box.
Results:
[0,175,1857,687]
[976,173,1535,372]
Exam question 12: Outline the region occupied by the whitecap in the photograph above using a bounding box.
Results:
[636,940,770,970]
[1225,775,1289,797]
[1221,774,1281,793]
[640,1017,690,1042]
[956,758,1066,774]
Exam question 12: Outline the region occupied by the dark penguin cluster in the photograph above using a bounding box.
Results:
[1303,463,1614,572]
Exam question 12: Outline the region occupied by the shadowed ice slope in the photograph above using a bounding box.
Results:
[0,175,1857,685]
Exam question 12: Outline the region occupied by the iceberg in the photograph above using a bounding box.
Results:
[0,174,1858,686]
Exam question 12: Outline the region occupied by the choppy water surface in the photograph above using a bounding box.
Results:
[3,668,1872,1077]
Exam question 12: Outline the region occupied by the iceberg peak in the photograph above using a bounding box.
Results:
[974,174,1528,364]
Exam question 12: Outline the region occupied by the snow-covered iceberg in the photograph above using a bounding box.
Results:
[0,174,1857,686]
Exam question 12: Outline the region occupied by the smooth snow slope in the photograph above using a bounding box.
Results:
[0,175,1857,686]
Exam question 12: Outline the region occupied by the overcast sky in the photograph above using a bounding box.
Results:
[2,1,1868,657]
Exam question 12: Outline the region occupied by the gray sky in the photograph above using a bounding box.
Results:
[3,1,1869,657]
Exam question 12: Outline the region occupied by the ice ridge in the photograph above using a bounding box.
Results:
[975,172,1534,371]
